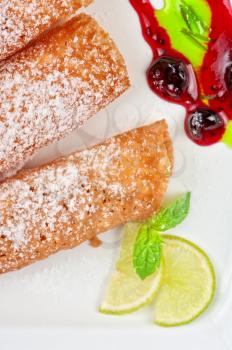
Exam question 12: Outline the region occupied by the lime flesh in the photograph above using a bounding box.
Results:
[100,223,162,315]
[100,226,215,323]
[154,235,216,327]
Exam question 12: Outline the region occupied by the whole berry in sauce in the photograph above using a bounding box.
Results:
[225,63,232,92]
[147,57,188,99]
[185,108,225,146]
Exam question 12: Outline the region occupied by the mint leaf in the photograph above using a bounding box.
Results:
[133,225,161,280]
[150,192,191,232]
[181,28,207,50]
[180,0,207,35]
[132,193,191,280]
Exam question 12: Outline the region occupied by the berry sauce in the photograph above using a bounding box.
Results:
[129,0,232,146]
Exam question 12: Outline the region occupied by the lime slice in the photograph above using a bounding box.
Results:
[154,235,216,327]
[100,223,163,315]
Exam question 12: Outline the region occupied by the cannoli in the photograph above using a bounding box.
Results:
[0,0,93,60]
[0,14,130,176]
[0,121,173,274]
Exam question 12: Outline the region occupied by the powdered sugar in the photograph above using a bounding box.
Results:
[0,0,93,60]
[0,121,173,273]
[0,14,129,176]
[0,141,126,251]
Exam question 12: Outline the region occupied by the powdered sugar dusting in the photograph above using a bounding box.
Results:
[0,0,93,60]
[0,121,173,274]
[0,14,129,176]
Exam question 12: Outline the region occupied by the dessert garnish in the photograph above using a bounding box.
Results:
[133,193,191,280]
[101,193,216,327]
[130,0,232,147]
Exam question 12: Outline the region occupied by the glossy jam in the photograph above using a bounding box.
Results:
[185,108,225,146]
[129,0,232,146]
[148,57,189,99]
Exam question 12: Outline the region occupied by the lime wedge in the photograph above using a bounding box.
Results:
[154,235,216,327]
[100,223,163,315]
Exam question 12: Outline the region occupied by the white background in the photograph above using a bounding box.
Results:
[1,0,232,348]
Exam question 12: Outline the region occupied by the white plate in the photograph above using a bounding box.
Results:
[1,1,232,349]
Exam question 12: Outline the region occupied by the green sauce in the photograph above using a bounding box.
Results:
[223,121,232,148]
[156,0,211,68]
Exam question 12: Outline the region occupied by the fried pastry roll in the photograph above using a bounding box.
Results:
[0,14,129,176]
[0,121,173,274]
[0,0,93,60]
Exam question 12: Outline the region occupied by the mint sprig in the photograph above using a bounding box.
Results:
[133,225,161,280]
[181,29,208,50]
[180,0,209,50]
[133,193,191,280]
[149,192,191,232]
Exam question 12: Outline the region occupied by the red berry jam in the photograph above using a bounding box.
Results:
[225,63,232,92]
[129,0,232,146]
[147,57,188,99]
[185,109,225,146]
